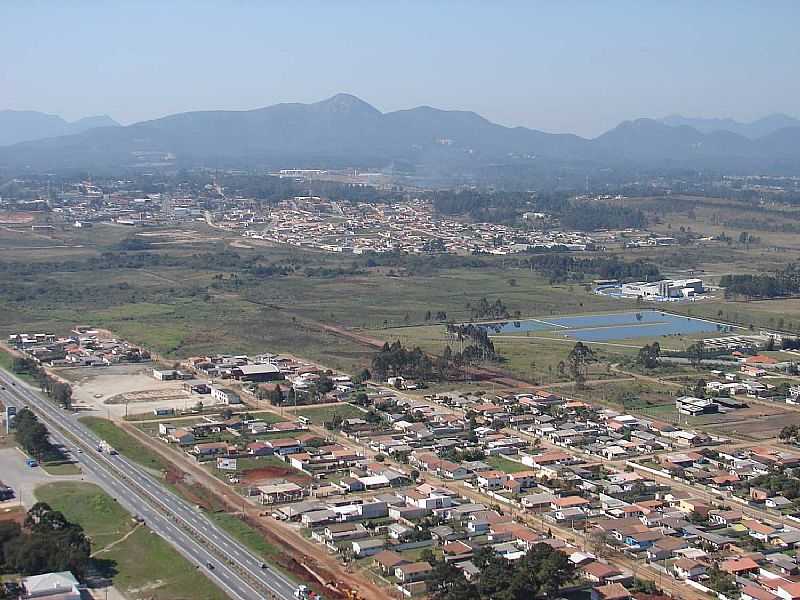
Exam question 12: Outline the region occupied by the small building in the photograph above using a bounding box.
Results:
[211,386,242,405]
[395,561,433,583]
[373,550,408,575]
[231,363,282,382]
[676,396,718,416]
[673,558,706,580]
[258,482,304,505]
[592,583,631,600]
[351,538,386,558]
[21,571,81,600]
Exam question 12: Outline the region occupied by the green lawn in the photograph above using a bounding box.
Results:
[40,459,82,476]
[208,512,285,564]
[35,481,227,600]
[290,403,366,424]
[247,410,287,424]
[79,417,170,472]
[485,455,530,473]
[0,347,13,372]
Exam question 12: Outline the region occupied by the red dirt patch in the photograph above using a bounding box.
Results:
[0,211,35,224]
[165,466,225,511]
[242,465,311,486]
[0,507,25,525]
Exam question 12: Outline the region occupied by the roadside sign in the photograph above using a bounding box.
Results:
[5,406,16,433]
[217,457,237,471]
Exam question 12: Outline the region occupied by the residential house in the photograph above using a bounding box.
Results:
[373,550,408,575]
[395,562,433,583]
[672,558,706,581]
[592,583,632,600]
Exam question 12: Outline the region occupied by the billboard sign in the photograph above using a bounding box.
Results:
[216,457,237,471]
[5,406,16,433]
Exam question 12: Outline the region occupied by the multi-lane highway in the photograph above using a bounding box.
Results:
[0,368,297,600]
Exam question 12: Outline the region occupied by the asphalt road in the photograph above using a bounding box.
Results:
[0,369,297,600]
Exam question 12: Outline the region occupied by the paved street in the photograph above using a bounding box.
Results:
[0,369,297,600]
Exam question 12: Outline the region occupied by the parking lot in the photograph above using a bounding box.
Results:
[0,447,86,508]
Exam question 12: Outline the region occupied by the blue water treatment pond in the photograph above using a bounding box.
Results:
[474,311,731,342]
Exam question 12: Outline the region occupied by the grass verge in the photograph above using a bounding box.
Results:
[78,417,170,472]
[35,481,227,600]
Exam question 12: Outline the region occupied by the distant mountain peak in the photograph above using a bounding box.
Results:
[0,110,120,146]
[313,93,381,115]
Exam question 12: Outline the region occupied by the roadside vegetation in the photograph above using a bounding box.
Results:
[78,417,169,472]
[35,481,227,600]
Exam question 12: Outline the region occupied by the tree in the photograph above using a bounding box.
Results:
[687,341,705,367]
[14,409,55,461]
[2,503,92,579]
[567,342,595,388]
[351,391,370,406]
[428,559,479,600]
[353,368,371,384]
[52,382,72,409]
[693,378,707,399]
[707,565,739,598]
[636,342,660,369]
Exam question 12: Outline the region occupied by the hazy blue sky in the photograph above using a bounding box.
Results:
[2,1,798,137]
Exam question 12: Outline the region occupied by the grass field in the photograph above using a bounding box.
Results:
[79,417,170,472]
[4,206,800,412]
[485,455,530,473]
[35,481,226,600]
[208,512,285,563]
[40,459,82,475]
[290,403,366,424]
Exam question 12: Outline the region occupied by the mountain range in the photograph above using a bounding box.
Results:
[659,114,800,139]
[0,110,119,147]
[1,95,799,173]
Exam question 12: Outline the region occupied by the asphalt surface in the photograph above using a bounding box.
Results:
[0,369,297,600]
[0,446,84,507]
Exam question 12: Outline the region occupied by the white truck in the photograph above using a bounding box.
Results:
[98,440,118,455]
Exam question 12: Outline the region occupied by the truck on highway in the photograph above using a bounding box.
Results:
[98,440,117,455]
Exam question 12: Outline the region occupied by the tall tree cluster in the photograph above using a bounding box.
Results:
[0,502,91,579]
[13,409,57,461]
[427,544,575,600]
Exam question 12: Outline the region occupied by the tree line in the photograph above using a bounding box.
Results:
[721,263,800,300]
[12,359,72,409]
[524,254,661,283]
[14,409,60,462]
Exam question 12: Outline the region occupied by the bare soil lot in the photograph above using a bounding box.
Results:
[702,408,800,438]
[54,364,203,418]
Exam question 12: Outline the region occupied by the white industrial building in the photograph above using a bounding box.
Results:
[620,279,704,301]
